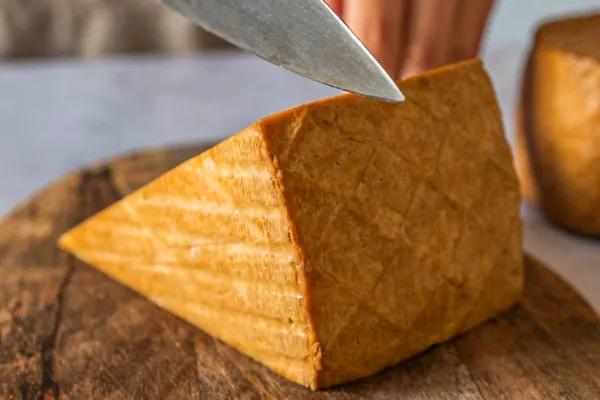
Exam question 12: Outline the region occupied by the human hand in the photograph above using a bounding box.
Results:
[326,0,496,79]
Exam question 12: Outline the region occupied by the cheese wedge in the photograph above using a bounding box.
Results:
[59,59,523,390]
[517,13,600,235]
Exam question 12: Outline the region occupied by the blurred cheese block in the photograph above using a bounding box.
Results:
[517,13,600,235]
[59,59,523,390]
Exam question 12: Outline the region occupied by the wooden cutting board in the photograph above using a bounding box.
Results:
[1,143,600,400]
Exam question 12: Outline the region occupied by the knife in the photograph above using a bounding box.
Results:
[160,0,405,102]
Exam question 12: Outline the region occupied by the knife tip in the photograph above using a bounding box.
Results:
[363,82,405,103]
[381,86,406,103]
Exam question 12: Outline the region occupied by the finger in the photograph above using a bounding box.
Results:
[401,0,459,78]
[343,0,409,78]
[325,0,344,16]
[450,0,496,62]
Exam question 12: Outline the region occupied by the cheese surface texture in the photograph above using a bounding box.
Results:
[59,59,523,390]
[517,14,600,235]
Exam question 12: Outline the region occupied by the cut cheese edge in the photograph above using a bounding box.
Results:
[60,130,317,386]
[60,58,523,390]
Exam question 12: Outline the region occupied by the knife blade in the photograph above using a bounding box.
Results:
[160,0,405,102]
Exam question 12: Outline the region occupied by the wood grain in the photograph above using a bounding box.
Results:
[1,143,599,399]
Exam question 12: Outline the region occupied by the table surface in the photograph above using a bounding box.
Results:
[2,145,600,399]
[0,0,599,315]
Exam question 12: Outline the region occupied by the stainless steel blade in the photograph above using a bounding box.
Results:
[160,0,405,102]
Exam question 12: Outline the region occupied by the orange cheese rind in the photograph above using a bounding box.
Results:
[517,13,600,236]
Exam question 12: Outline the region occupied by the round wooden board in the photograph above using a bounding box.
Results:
[1,143,600,400]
